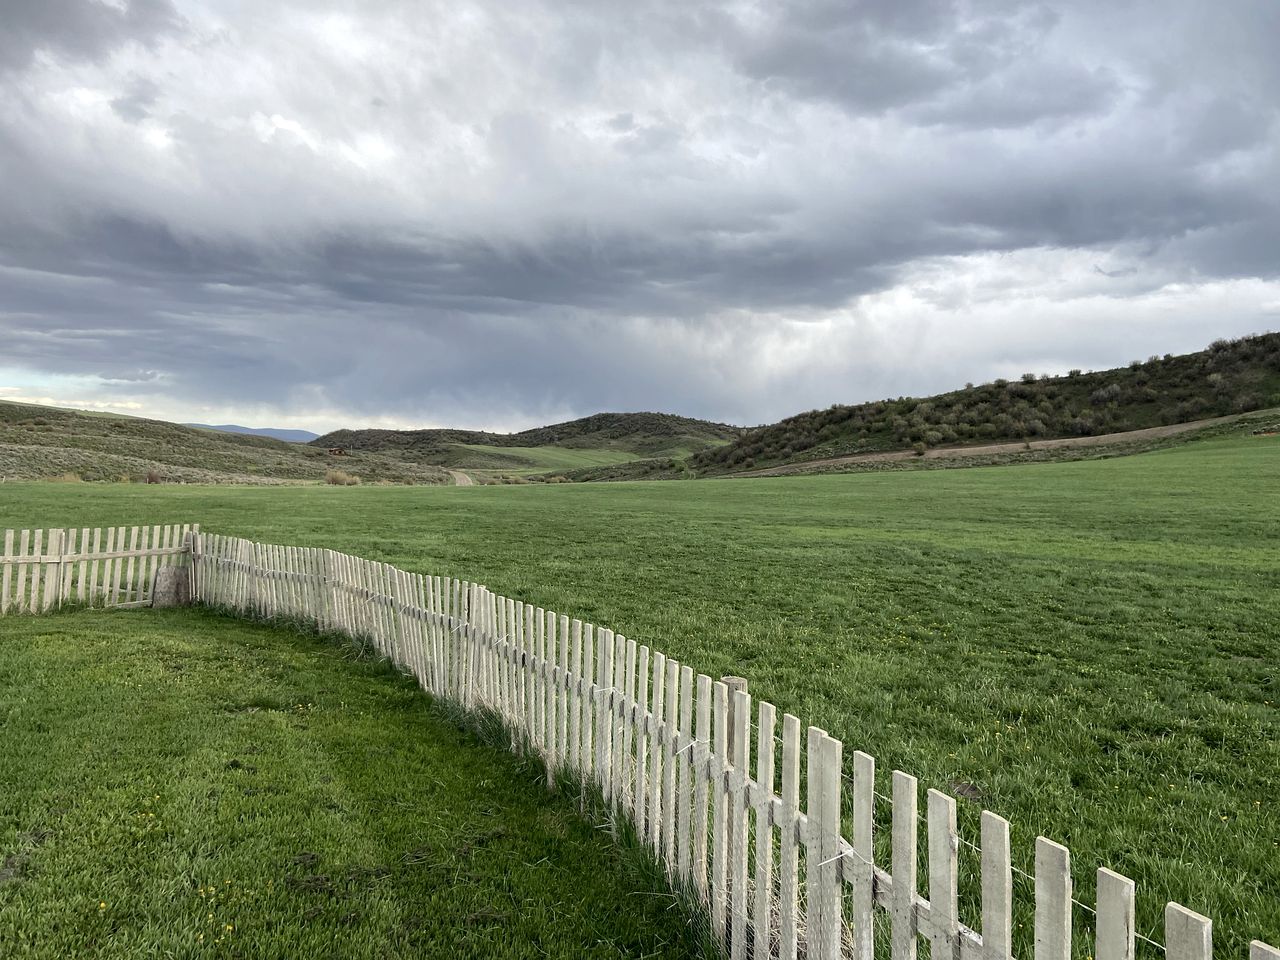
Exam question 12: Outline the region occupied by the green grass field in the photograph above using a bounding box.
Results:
[0,609,705,959]
[455,442,653,473]
[1,430,1277,955]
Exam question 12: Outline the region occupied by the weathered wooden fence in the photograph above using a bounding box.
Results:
[2,526,1277,960]
[0,525,197,614]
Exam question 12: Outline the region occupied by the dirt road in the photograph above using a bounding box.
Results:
[448,470,475,486]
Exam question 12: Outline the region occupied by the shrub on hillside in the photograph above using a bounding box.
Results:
[325,469,359,486]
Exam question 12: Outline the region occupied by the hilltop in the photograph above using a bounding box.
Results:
[0,402,450,485]
[313,412,741,474]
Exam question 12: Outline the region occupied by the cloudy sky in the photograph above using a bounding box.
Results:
[1,0,1277,432]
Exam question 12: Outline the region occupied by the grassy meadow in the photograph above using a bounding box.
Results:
[1,429,1277,955]
[455,442,657,474]
[0,609,705,959]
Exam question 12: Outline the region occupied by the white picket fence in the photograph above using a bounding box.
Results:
[2,525,1277,960]
[0,524,197,613]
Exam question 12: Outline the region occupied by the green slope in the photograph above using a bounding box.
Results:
[691,331,1280,475]
[313,412,740,473]
[0,401,450,485]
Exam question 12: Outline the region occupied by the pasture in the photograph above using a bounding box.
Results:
[454,442,653,474]
[1,429,1277,954]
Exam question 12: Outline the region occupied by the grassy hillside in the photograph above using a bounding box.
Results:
[5,425,1278,955]
[314,412,740,473]
[0,401,450,485]
[691,332,1280,474]
[0,609,702,958]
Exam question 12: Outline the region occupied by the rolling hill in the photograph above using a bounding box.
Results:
[688,332,1280,475]
[313,412,741,474]
[0,402,450,485]
[559,332,1279,481]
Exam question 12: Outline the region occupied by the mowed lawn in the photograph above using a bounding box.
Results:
[1,431,1277,954]
[0,610,706,959]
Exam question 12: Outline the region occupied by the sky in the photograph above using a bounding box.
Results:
[1,0,1278,433]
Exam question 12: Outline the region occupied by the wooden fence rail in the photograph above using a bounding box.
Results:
[2,526,1277,960]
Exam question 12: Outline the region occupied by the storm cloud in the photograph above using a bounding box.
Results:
[1,0,1277,431]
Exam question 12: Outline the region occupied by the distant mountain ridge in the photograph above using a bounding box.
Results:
[187,423,320,443]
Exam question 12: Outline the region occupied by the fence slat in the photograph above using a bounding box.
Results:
[662,658,680,873]
[892,770,919,960]
[648,651,667,855]
[612,633,629,813]
[1097,868,1135,960]
[23,529,38,613]
[569,619,584,771]
[549,611,564,781]
[928,789,960,960]
[123,526,138,604]
[60,527,77,605]
[138,525,154,602]
[40,529,61,611]
[1035,838,1072,960]
[730,687,752,960]
[677,663,695,882]
[88,528,101,604]
[535,607,547,754]
[76,527,90,603]
[581,623,595,783]
[712,679,729,940]
[807,729,842,960]
[981,811,1013,960]
[1,529,13,614]
[692,672,712,900]
[1166,905,1212,960]
[852,749,876,960]
[752,700,776,960]
[778,714,801,960]
[635,645,651,838]
[558,614,571,775]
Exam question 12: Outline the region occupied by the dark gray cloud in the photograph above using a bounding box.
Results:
[0,0,179,74]
[0,0,1277,430]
